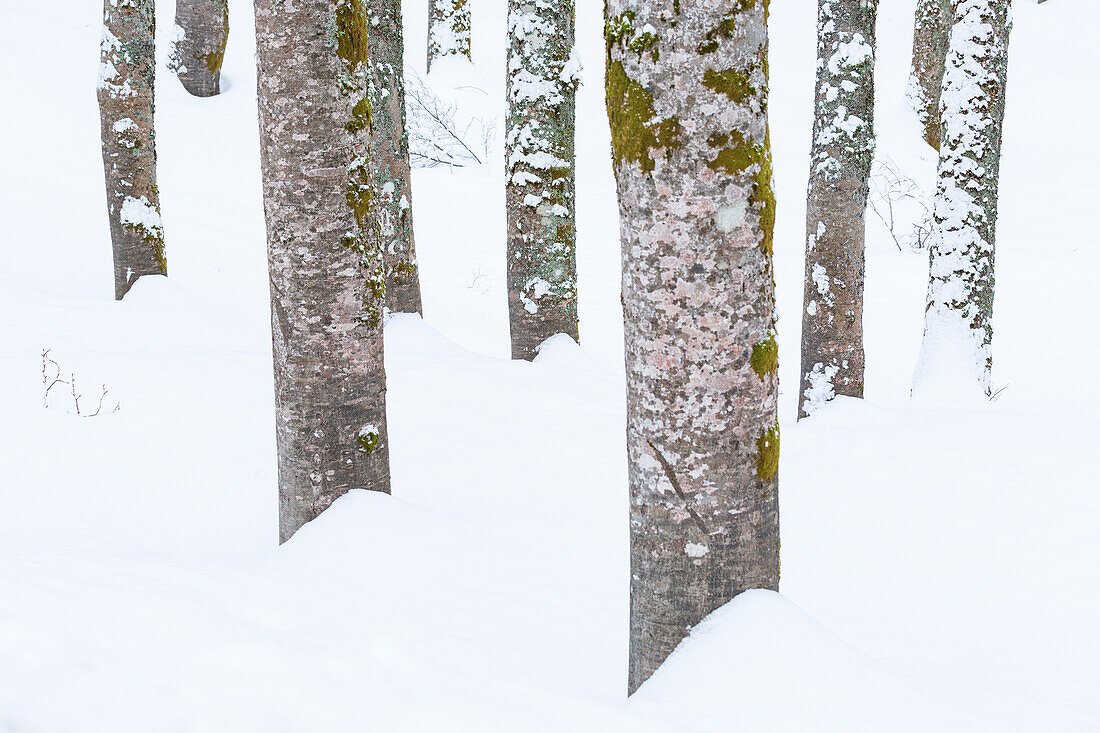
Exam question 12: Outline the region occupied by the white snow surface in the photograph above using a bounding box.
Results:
[1,0,1097,731]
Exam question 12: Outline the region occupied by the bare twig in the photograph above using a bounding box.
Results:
[645,439,709,536]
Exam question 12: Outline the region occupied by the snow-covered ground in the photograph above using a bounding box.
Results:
[1,0,1097,730]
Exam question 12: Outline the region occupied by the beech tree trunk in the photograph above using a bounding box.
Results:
[97,0,167,300]
[907,0,950,149]
[168,0,229,97]
[606,0,780,694]
[254,0,391,543]
[427,0,471,71]
[505,0,579,360]
[369,0,423,314]
[913,0,1011,399]
[798,0,878,419]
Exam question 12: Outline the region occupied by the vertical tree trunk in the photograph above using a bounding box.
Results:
[907,0,950,149]
[505,0,579,360]
[98,0,167,300]
[426,0,471,72]
[168,0,229,97]
[369,0,423,314]
[606,0,780,694]
[798,0,877,419]
[254,0,391,543]
[913,0,1011,399]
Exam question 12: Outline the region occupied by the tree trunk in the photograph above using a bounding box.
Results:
[606,0,780,695]
[504,0,579,360]
[907,0,950,150]
[426,0,471,72]
[798,0,877,419]
[913,0,1011,399]
[254,0,391,543]
[97,0,167,300]
[168,0,229,97]
[369,0,423,314]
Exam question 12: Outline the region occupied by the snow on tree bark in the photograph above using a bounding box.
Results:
[97,0,167,300]
[907,0,950,150]
[167,0,229,97]
[505,0,579,360]
[427,0,471,72]
[913,0,1011,400]
[606,0,780,694]
[369,0,423,314]
[798,0,877,419]
[254,0,391,543]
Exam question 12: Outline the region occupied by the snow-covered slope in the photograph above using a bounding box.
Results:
[0,0,1096,730]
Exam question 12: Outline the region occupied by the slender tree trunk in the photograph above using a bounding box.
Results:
[98,0,167,300]
[907,0,950,149]
[369,0,423,314]
[426,0,471,72]
[168,0,229,97]
[505,0,579,360]
[606,0,780,694]
[254,0,391,543]
[913,0,1011,399]
[798,0,877,419]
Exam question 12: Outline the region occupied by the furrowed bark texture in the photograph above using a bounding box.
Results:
[606,0,780,695]
[98,0,167,300]
[426,0,471,71]
[369,0,423,314]
[798,0,877,419]
[254,0,391,543]
[907,0,950,150]
[913,0,1011,398]
[168,0,229,97]
[505,0,579,360]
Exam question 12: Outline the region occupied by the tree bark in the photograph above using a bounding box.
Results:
[798,0,877,419]
[369,0,423,314]
[98,0,167,300]
[907,0,950,150]
[606,0,780,695]
[426,0,471,72]
[168,0,229,97]
[254,0,391,543]
[505,0,579,360]
[913,0,1011,399]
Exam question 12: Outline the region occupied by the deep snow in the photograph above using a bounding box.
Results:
[0,0,1097,730]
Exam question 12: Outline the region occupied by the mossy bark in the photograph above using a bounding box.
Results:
[254,0,391,543]
[907,0,950,150]
[798,0,877,419]
[168,0,229,97]
[98,0,167,300]
[427,0,471,71]
[505,0,578,360]
[607,0,780,695]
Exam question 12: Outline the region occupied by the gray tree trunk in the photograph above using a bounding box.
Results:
[798,0,878,419]
[606,0,780,695]
[426,0,471,72]
[254,0,391,543]
[97,0,167,300]
[907,0,950,150]
[504,0,579,360]
[913,0,1012,399]
[369,0,423,314]
[168,0,229,97]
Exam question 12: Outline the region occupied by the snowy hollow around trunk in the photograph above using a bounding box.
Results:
[1,0,1098,731]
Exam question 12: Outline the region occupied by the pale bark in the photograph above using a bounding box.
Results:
[606,0,780,694]
[98,0,167,300]
[907,0,950,149]
[369,0,423,313]
[913,0,1011,399]
[254,0,391,543]
[426,0,471,72]
[505,0,578,360]
[168,0,229,97]
[798,0,878,419]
